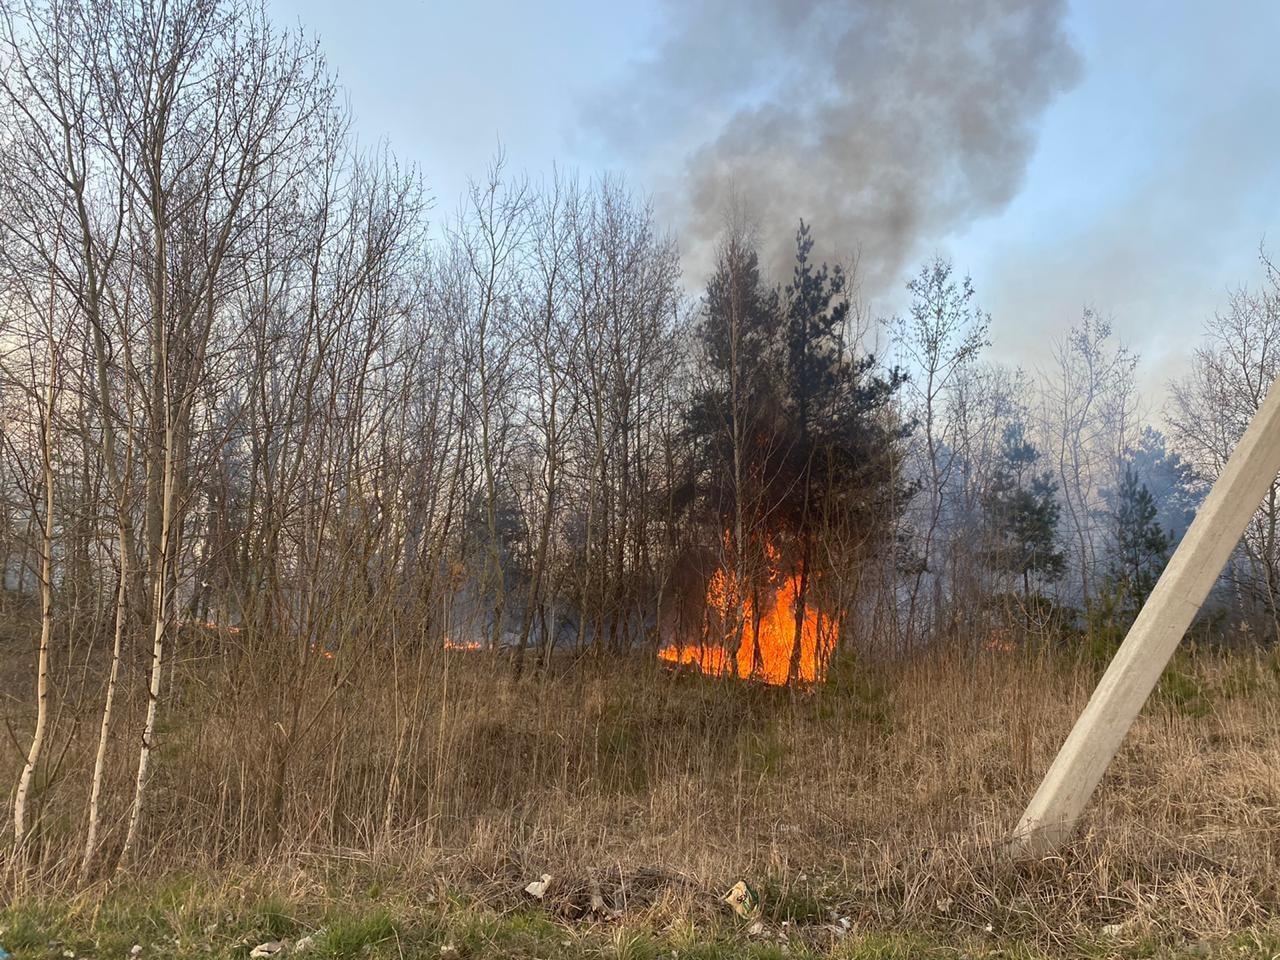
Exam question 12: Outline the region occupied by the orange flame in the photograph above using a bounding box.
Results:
[983,628,1016,654]
[659,536,837,685]
[443,636,482,652]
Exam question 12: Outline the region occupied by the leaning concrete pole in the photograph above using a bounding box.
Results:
[1012,372,1280,857]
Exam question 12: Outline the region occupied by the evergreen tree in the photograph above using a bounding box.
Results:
[1124,426,1202,548]
[685,221,907,540]
[983,423,1065,603]
[681,233,787,669]
[683,222,907,680]
[775,221,907,678]
[777,222,908,528]
[1106,466,1171,618]
[683,238,782,513]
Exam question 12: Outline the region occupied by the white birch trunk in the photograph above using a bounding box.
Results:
[13,363,57,847]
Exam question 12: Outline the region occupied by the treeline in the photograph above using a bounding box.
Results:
[0,0,1278,869]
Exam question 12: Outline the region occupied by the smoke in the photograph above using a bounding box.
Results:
[592,0,1080,289]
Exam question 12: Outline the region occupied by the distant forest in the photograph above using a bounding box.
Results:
[2,0,1279,864]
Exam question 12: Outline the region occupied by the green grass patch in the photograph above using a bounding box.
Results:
[311,909,400,958]
[1154,663,1212,718]
[5,884,1280,959]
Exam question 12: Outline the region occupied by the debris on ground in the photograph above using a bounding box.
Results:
[524,874,555,899]
[825,915,852,938]
[721,880,761,921]
[293,929,323,953]
[1101,920,1135,937]
[250,940,288,958]
[588,880,622,920]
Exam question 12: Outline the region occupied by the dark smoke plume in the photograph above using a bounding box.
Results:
[593,0,1080,288]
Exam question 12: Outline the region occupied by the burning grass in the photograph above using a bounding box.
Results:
[3,631,1280,954]
[659,536,838,685]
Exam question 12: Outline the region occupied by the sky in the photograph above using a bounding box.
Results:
[268,0,1280,405]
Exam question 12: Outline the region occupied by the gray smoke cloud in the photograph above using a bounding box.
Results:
[592,0,1080,289]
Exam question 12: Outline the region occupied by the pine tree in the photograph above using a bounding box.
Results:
[983,423,1065,604]
[776,222,907,527]
[682,222,907,681]
[776,221,906,679]
[1125,426,1202,548]
[1106,466,1171,618]
[683,238,782,514]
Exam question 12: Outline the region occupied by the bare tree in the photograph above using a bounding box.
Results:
[890,257,990,640]
[1169,253,1280,634]
[1038,310,1138,608]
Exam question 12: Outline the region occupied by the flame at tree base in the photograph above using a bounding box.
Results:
[659,539,837,686]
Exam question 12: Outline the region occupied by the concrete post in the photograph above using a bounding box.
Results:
[1011,373,1280,856]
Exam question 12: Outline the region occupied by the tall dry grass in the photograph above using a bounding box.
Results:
[3,610,1280,939]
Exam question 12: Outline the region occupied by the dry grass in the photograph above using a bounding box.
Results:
[3,619,1280,951]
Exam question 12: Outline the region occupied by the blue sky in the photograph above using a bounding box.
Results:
[947,1,1280,396]
[267,1,647,202]
[268,0,1280,402]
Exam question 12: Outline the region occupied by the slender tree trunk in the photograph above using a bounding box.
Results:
[82,541,128,878]
[120,419,176,867]
[788,532,813,684]
[13,359,58,849]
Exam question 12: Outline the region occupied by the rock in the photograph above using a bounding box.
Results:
[294,930,323,954]
[250,941,288,958]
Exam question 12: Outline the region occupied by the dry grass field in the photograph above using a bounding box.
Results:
[4,614,1280,958]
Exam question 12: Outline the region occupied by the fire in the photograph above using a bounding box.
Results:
[443,636,482,651]
[659,535,837,685]
[983,628,1016,654]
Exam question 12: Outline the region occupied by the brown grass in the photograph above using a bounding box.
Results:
[3,622,1280,946]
